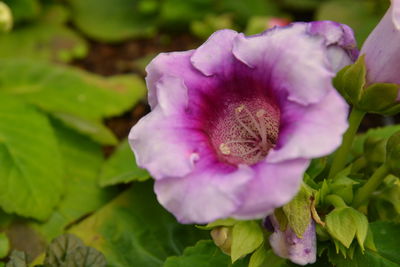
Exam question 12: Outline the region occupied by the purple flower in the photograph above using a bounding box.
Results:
[361,0,400,85]
[129,22,355,224]
[267,215,317,265]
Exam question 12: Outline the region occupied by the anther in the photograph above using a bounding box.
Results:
[219,143,231,155]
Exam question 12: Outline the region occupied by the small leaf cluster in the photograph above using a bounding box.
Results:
[334,56,400,115]
[6,234,106,267]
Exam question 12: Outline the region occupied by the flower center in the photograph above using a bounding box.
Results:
[210,99,280,165]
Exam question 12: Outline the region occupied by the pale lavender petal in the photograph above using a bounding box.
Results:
[154,165,253,223]
[129,75,203,179]
[232,159,310,219]
[267,90,348,163]
[232,23,334,105]
[269,216,317,266]
[191,29,239,76]
[146,50,202,109]
[361,0,400,85]
[307,21,359,67]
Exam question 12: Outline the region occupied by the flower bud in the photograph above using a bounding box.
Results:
[333,56,400,114]
[210,226,233,255]
[267,215,317,266]
[0,2,12,33]
[361,0,400,86]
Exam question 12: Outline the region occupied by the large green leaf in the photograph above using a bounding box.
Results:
[0,59,146,120]
[68,0,157,42]
[163,240,247,267]
[69,181,208,267]
[0,22,87,63]
[32,121,117,241]
[3,0,40,24]
[330,222,400,267]
[99,139,150,187]
[352,125,400,155]
[0,94,63,220]
[0,59,146,144]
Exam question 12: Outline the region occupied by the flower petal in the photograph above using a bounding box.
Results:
[232,159,310,219]
[146,50,204,109]
[269,217,317,266]
[232,23,335,105]
[129,75,203,179]
[191,29,239,77]
[361,0,400,85]
[154,165,253,223]
[307,21,358,72]
[266,90,348,163]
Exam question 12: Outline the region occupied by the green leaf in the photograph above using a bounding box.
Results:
[359,83,399,112]
[281,0,321,10]
[160,0,212,29]
[282,185,312,238]
[219,0,280,24]
[64,246,107,267]
[249,246,290,267]
[326,207,368,249]
[68,0,157,42]
[202,218,238,229]
[44,234,107,267]
[0,232,10,258]
[0,22,88,63]
[363,136,387,165]
[306,157,327,180]
[329,222,400,267]
[0,59,145,143]
[376,175,400,214]
[5,250,28,267]
[0,59,146,121]
[99,139,150,187]
[330,176,358,205]
[44,234,85,266]
[386,131,400,177]
[32,121,116,241]
[0,2,12,33]
[69,181,208,267]
[3,0,40,24]
[163,240,245,267]
[350,210,368,251]
[249,245,267,267]
[0,94,63,220]
[52,113,118,145]
[231,221,263,263]
[353,125,400,156]
[333,56,366,105]
[326,208,357,248]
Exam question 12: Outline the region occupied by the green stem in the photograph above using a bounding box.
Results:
[351,156,367,174]
[326,194,347,208]
[353,164,390,208]
[328,108,366,179]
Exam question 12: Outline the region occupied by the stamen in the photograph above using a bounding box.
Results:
[256,109,268,150]
[241,106,264,135]
[219,143,231,155]
[229,146,260,157]
[234,105,259,139]
[224,139,256,145]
